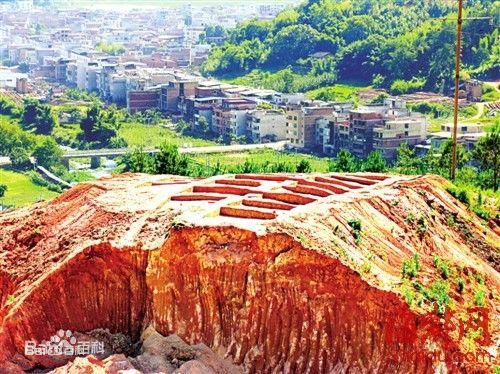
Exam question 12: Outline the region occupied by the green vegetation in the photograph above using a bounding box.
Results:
[0,169,59,207]
[474,287,486,307]
[306,82,367,102]
[95,42,125,56]
[401,254,420,279]
[119,123,217,148]
[481,84,500,102]
[347,219,362,245]
[457,277,465,293]
[433,256,450,279]
[427,279,451,315]
[121,146,331,177]
[203,0,497,92]
[0,184,7,198]
[21,98,57,135]
[79,104,127,149]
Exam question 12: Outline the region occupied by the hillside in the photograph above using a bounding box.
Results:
[202,0,498,94]
[0,172,498,372]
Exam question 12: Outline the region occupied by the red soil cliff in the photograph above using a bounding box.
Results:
[0,173,498,373]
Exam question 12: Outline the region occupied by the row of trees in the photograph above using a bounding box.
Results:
[121,123,499,193]
[202,0,498,93]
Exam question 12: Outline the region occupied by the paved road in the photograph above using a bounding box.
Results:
[62,141,289,160]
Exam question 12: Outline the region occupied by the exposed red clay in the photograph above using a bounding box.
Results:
[151,181,191,186]
[297,179,348,194]
[215,179,261,187]
[242,199,295,211]
[351,174,390,181]
[330,174,377,185]
[315,176,363,190]
[171,195,226,202]
[0,172,498,373]
[283,185,332,197]
[235,174,291,182]
[220,206,277,220]
[262,191,316,205]
[193,185,257,196]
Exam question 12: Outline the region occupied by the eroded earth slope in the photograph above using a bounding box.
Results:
[0,173,498,373]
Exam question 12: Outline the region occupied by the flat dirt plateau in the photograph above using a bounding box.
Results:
[0,172,498,373]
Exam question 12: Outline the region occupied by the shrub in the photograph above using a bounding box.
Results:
[457,278,465,293]
[474,288,486,307]
[427,280,451,315]
[0,184,7,198]
[347,219,362,245]
[390,78,426,95]
[296,159,312,173]
[402,254,420,279]
[433,256,450,279]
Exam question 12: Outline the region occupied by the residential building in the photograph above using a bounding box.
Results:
[373,116,427,160]
[213,98,256,137]
[246,109,287,143]
[286,103,335,149]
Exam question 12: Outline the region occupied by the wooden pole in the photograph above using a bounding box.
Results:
[451,0,464,180]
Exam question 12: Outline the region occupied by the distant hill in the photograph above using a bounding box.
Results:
[202,0,498,94]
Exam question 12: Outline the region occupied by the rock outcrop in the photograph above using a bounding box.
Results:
[0,173,498,373]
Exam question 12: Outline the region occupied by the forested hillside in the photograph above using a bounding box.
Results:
[202,0,498,93]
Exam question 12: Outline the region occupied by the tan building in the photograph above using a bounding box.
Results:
[246,109,287,143]
[286,104,335,149]
[213,98,256,137]
[160,79,198,113]
[373,115,427,160]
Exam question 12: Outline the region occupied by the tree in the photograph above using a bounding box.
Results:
[296,159,312,173]
[197,116,210,136]
[0,184,7,198]
[123,147,155,173]
[363,151,387,172]
[438,140,470,172]
[154,143,190,176]
[79,105,124,148]
[21,99,56,135]
[267,24,335,67]
[395,142,420,175]
[33,137,62,169]
[473,123,500,191]
[328,149,359,172]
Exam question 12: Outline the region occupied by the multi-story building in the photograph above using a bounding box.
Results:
[430,123,484,151]
[285,103,335,149]
[160,77,198,113]
[349,109,385,158]
[212,98,256,137]
[315,113,350,155]
[127,89,160,113]
[373,116,427,160]
[246,109,287,143]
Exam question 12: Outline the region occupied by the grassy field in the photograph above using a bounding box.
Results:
[119,123,218,148]
[306,82,370,102]
[0,169,59,208]
[190,149,331,172]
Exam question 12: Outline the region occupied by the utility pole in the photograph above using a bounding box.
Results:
[450,0,464,180]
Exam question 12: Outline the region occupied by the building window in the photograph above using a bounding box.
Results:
[461,126,467,132]
[404,131,409,137]
[405,123,409,129]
